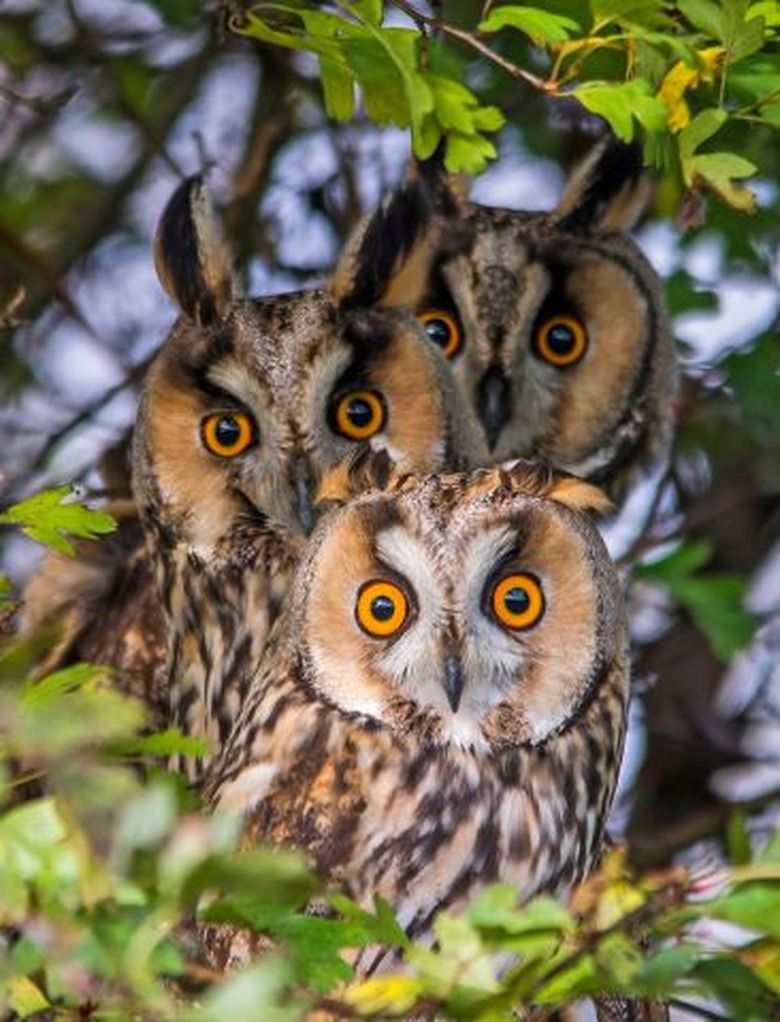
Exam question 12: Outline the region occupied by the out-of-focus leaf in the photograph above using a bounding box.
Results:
[590,0,668,29]
[637,541,757,661]
[344,974,424,1015]
[573,80,667,140]
[678,106,728,157]
[0,487,116,556]
[632,944,702,992]
[708,882,780,938]
[685,152,758,210]
[5,976,50,1018]
[190,956,303,1021]
[478,5,581,44]
[20,663,106,707]
[468,885,574,937]
[722,333,780,445]
[664,269,719,315]
[188,846,318,913]
[112,728,209,760]
[678,0,725,39]
[693,955,779,1019]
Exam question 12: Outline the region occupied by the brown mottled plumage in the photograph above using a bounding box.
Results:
[203,460,630,974]
[393,139,677,503]
[23,169,487,778]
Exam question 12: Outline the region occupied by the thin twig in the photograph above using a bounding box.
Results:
[388,0,551,92]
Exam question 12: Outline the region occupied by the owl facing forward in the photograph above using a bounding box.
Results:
[400,139,676,503]
[203,459,630,972]
[23,166,487,780]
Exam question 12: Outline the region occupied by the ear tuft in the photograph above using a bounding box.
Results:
[316,448,397,507]
[554,137,649,233]
[499,459,613,515]
[154,175,233,324]
[546,475,614,515]
[330,152,471,311]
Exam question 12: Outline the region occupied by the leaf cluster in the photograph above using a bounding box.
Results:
[233,0,780,205]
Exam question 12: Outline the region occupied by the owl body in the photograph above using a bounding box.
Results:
[127,171,486,777]
[22,168,488,778]
[204,462,629,969]
[404,141,677,504]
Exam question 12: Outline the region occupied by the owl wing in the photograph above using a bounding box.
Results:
[22,502,169,729]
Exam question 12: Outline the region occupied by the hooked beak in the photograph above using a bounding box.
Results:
[442,654,464,713]
[477,365,511,451]
[291,454,316,535]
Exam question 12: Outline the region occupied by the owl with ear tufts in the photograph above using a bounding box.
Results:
[396,138,676,505]
[24,168,487,781]
[202,458,629,974]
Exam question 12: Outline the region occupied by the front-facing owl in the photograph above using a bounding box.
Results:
[402,140,677,503]
[203,459,629,972]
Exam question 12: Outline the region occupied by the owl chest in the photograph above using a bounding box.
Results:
[250,723,594,927]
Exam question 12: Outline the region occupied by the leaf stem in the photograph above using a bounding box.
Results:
[386,0,553,93]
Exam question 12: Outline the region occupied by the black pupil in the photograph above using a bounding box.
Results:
[215,416,241,446]
[546,322,576,354]
[371,595,395,621]
[424,318,452,348]
[504,586,530,615]
[347,397,375,428]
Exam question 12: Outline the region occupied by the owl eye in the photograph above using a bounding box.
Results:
[355,580,409,638]
[333,389,386,441]
[201,411,257,458]
[417,309,463,360]
[490,573,545,631]
[533,315,588,367]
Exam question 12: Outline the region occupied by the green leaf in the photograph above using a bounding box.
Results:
[665,269,719,315]
[686,151,758,210]
[468,885,574,937]
[721,0,767,62]
[637,542,757,661]
[319,56,355,120]
[590,0,670,29]
[633,944,701,992]
[709,883,780,938]
[191,956,303,1021]
[678,0,725,40]
[21,662,106,707]
[444,132,498,174]
[678,107,728,160]
[0,486,116,555]
[478,5,581,44]
[722,332,780,444]
[573,80,667,140]
[348,0,383,25]
[5,976,50,1019]
[638,539,712,579]
[111,728,210,759]
[693,954,779,1018]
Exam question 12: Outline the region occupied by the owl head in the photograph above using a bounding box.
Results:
[132,170,487,553]
[391,139,676,501]
[288,457,627,751]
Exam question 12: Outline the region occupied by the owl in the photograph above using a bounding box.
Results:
[388,138,676,504]
[26,164,484,780]
[202,458,630,974]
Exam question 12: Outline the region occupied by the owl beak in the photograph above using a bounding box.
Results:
[442,654,464,713]
[291,454,316,535]
[477,366,511,450]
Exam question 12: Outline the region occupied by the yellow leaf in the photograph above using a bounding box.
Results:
[344,974,424,1015]
[7,976,50,1017]
[657,46,726,133]
[658,62,699,131]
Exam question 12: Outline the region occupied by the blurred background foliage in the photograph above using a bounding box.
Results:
[1,0,780,1017]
